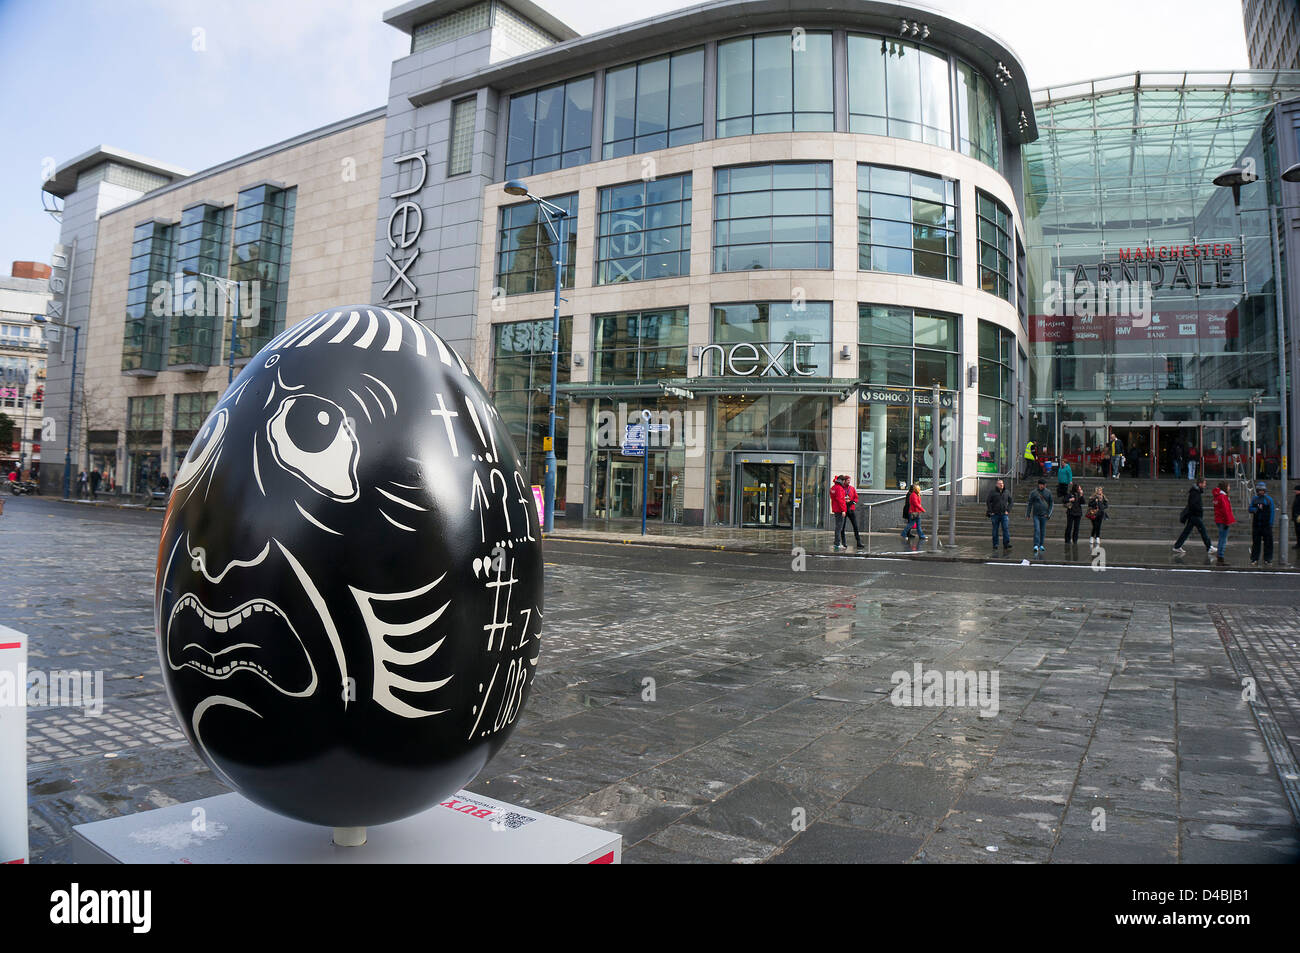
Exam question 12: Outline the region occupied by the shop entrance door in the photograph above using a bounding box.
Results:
[1155,423,1198,478]
[738,462,795,528]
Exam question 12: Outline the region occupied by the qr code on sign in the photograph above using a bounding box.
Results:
[492,811,536,831]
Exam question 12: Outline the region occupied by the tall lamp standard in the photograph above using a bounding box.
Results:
[503,179,568,534]
[32,314,79,499]
[181,269,242,384]
[1212,162,1299,563]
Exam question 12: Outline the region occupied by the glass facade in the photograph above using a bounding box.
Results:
[713,162,832,272]
[977,190,1014,303]
[592,308,688,382]
[857,305,959,491]
[491,318,573,507]
[505,76,594,178]
[595,175,692,285]
[170,203,229,367]
[978,321,1015,475]
[710,301,833,377]
[858,164,958,281]
[716,32,833,137]
[709,394,829,528]
[497,193,579,295]
[122,221,173,373]
[847,34,952,146]
[586,396,690,524]
[603,48,704,158]
[229,184,296,357]
[1023,74,1300,477]
[956,62,1000,171]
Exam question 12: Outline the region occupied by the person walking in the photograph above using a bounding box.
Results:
[1248,481,1276,567]
[986,477,1012,555]
[1211,481,1235,566]
[1186,445,1198,481]
[89,469,101,499]
[1172,440,1184,479]
[1063,482,1085,545]
[901,483,926,541]
[1056,459,1073,502]
[1026,478,1054,554]
[1172,477,1214,556]
[830,475,848,552]
[77,470,88,498]
[1085,486,1109,547]
[1100,444,1112,480]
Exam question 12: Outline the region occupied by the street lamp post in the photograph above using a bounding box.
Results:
[1212,163,1296,563]
[503,179,568,534]
[33,314,79,499]
[181,270,242,383]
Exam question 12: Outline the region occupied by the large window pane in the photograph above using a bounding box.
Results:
[714,162,832,273]
[595,174,691,285]
[717,33,831,137]
[859,163,959,282]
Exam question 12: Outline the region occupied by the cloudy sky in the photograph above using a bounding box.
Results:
[0,0,1250,270]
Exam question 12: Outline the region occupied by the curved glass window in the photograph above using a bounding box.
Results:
[956,62,1000,171]
[603,48,704,158]
[714,162,832,272]
[977,191,1014,303]
[596,174,692,285]
[505,75,593,178]
[716,32,833,138]
[848,35,952,147]
[858,164,958,281]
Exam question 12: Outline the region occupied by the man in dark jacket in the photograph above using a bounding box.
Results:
[1173,478,1214,555]
[1248,481,1276,566]
[986,478,1012,554]
[1026,478,1054,554]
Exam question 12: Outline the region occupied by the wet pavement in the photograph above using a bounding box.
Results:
[3,495,1298,863]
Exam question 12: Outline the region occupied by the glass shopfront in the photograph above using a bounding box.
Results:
[1024,76,1295,477]
[586,396,692,523]
[857,305,959,491]
[709,394,828,528]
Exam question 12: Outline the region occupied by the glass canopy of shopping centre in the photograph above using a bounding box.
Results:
[1023,70,1300,480]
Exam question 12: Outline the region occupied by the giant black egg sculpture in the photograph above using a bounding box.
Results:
[154,305,542,828]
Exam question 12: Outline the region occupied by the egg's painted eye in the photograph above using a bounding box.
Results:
[267,395,359,501]
[175,408,227,490]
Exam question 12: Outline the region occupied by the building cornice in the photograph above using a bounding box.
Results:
[406,0,1038,143]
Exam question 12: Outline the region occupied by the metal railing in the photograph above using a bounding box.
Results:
[858,481,957,549]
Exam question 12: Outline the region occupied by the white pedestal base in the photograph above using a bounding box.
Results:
[71,790,621,864]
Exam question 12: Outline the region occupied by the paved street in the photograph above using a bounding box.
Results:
[3,495,1298,863]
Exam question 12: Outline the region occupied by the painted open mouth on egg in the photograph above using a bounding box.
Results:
[166,593,318,697]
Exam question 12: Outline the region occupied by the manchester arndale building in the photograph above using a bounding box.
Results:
[37,0,1298,528]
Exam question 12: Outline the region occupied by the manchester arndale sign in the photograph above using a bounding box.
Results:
[696,341,816,377]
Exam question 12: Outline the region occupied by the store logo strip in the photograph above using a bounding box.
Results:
[382,150,427,319]
[696,342,816,378]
